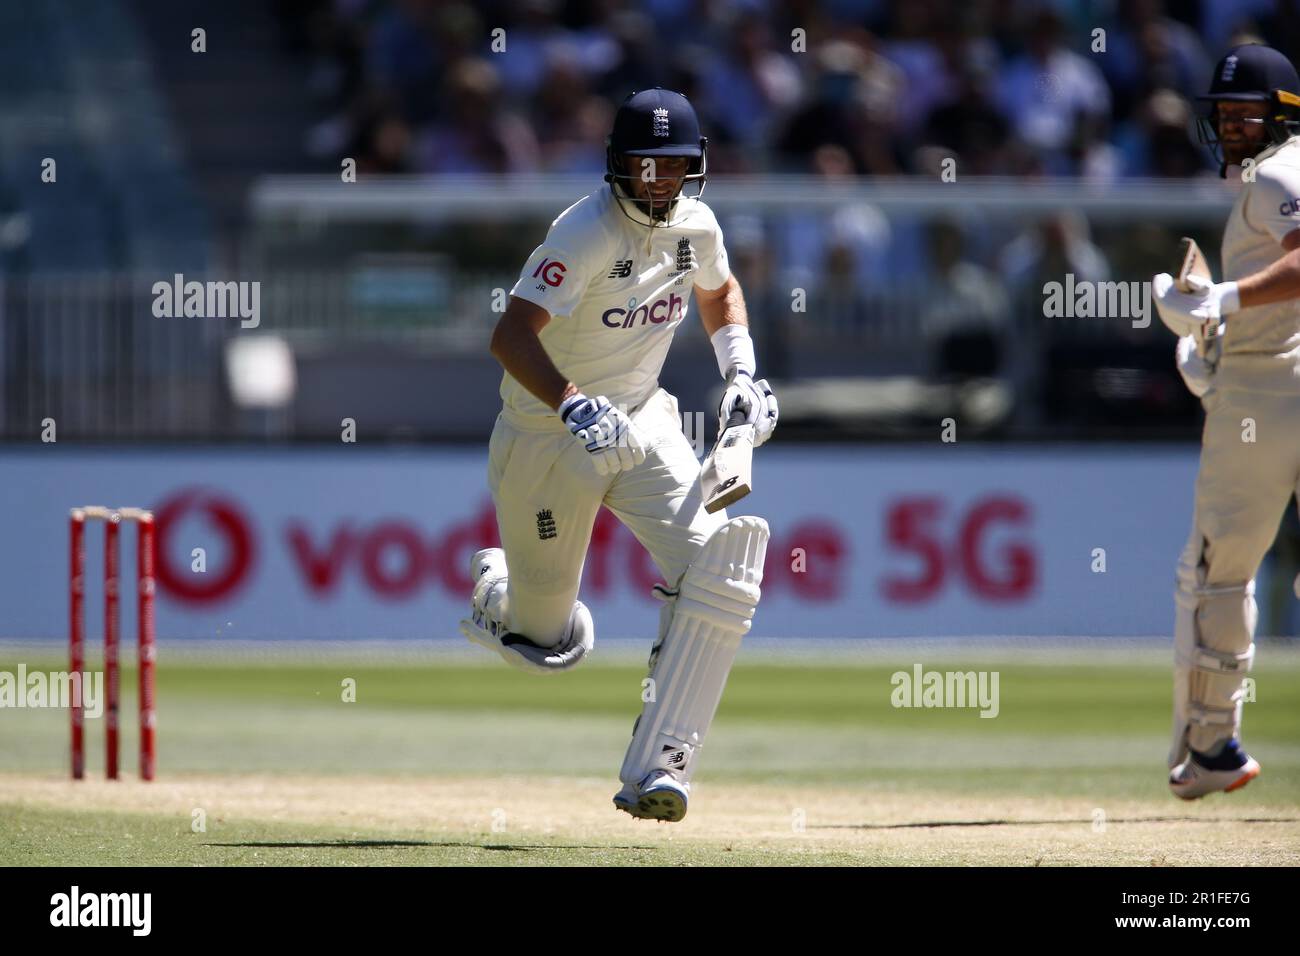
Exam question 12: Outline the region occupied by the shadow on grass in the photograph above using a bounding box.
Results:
[204,840,656,851]
[818,817,1300,830]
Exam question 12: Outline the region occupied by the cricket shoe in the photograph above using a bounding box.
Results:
[1169,739,1261,800]
[613,770,690,823]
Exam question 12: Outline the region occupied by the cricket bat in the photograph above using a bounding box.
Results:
[700,406,755,514]
[1175,236,1220,357]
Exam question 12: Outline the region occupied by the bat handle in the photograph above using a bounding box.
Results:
[1198,322,1221,360]
[724,405,750,428]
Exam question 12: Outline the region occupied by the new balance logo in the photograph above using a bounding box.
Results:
[607,259,633,279]
[661,744,686,766]
[536,509,557,540]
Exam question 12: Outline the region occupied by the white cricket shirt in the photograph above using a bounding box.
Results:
[1219,136,1300,394]
[502,186,730,429]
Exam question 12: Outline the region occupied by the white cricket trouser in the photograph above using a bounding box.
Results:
[487,387,728,646]
[1176,387,1300,755]
[1192,389,1300,588]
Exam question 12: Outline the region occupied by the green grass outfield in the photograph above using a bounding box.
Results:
[2,644,1298,865]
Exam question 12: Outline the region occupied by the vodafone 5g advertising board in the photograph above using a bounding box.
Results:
[0,446,1198,640]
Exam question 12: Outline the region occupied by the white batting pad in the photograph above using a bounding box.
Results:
[618,516,769,785]
[1169,525,1257,767]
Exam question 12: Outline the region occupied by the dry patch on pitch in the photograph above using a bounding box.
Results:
[2,773,1296,865]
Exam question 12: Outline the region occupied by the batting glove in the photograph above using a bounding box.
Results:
[1175,334,1213,398]
[1153,272,1239,338]
[718,368,778,447]
[559,392,647,476]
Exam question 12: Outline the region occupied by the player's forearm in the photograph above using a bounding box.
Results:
[697,280,748,339]
[1236,247,1300,309]
[489,326,578,412]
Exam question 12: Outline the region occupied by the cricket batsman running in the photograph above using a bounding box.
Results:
[459,88,779,821]
[1153,44,1300,799]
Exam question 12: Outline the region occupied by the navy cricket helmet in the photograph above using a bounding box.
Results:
[605,88,708,224]
[1197,44,1300,172]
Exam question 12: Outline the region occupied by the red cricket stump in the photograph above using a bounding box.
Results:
[137,514,157,781]
[69,506,156,781]
[69,510,85,780]
[104,513,120,780]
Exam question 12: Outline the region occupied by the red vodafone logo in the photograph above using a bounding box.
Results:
[146,492,848,607]
[154,490,256,604]
[532,258,567,286]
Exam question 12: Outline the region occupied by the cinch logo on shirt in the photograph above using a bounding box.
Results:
[532,258,567,286]
[601,293,684,329]
[1279,197,1300,216]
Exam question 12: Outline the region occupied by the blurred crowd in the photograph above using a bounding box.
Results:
[271,0,1297,181]
[252,0,1268,415]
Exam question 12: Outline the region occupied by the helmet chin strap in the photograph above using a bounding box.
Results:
[603,137,708,251]
[609,178,686,253]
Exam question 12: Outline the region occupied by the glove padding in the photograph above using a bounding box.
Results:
[1152,272,1239,339]
[559,392,647,476]
[1175,334,1212,398]
[718,369,779,447]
